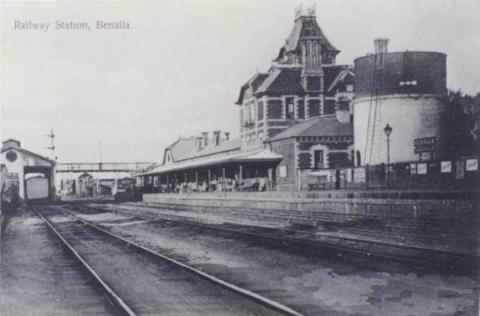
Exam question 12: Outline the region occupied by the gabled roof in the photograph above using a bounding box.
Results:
[326,66,355,93]
[256,68,304,95]
[1,145,55,165]
[255,66,353,97]
[163,137,198,164]
[267,115,353,142]
[285,16,339,54]
[236,73,269,105]
[179,138,241,161]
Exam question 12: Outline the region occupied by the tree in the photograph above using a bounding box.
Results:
[442,90,480,159]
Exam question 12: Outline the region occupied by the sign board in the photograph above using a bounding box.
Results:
[466,159,478,172]
[353,167,366,183]
[417,163,427,174]
[414,136,437,153]
[279,165,287,178]
[410,163,417,175]
[440,161,452,173]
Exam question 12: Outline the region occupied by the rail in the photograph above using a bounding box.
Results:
[36,211,136,316]
[46,205,304,316]
[86,203,476,268]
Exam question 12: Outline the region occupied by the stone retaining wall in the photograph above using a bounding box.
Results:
[143,192,479,223]
[142,192,480,253]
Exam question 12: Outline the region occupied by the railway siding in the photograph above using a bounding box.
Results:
[56,203,480,316]
[0,211,119,315]
[40,207,298,316]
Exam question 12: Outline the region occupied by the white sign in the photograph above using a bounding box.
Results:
[354,168,366,183]
[410,163,417,175]
[466,159,478,172]
[279,165,287,178]
[417,163,427,175]
[440,161,452,173]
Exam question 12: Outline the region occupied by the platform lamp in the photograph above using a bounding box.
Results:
[383,123,393,188]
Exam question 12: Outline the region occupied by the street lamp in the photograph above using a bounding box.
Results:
[383,123,393,188]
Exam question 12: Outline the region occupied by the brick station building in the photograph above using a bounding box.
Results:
[138,8,355,192]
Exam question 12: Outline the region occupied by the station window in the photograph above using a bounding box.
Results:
[346,84,354,92]
[314,150,324,169]
[285,97,295,119]
[257,102,264,121]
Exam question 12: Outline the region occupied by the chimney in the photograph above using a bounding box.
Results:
[202,132,209,147]
[224,132,230,141]
[213,130,221,146]
[196,137,203,151]
[374,38,389,54]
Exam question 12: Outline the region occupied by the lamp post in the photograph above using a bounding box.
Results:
[383,123,393,188]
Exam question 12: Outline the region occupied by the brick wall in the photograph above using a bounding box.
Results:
[307,99,321,117]
[267,99,283,119]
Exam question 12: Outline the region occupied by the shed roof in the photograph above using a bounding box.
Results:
[1,145,55,165]
[138,148,282,176]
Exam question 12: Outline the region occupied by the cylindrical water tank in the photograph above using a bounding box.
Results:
[353,51,447,165]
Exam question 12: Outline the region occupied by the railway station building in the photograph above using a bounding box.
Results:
[138,6,480,192]
[138,7,355,191]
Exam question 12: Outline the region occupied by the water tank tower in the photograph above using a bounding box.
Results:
[353,39,447,165]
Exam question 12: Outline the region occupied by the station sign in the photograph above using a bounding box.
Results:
[414,136,436,153]
[440,161,452,173]
[466,159,478,172]
[417,163,427,174]
[353,167,366,183]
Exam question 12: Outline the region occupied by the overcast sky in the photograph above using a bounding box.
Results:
[2,0,479,163]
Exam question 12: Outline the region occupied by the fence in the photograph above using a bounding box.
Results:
[300,157,480,191]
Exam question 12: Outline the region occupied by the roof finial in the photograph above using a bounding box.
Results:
[294,5,302,19]
[307,3,316,16]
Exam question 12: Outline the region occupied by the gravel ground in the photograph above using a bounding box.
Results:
[48,212,283,316]
[0,211,119,315]
[72,206,480,316]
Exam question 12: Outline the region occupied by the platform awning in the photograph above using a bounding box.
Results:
[136,149,283,177]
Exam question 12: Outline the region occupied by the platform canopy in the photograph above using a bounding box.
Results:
[137,148,283,177]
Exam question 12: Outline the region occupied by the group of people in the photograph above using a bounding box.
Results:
[152,176,270,194]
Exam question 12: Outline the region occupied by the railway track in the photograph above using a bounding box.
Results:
[76,203,477,269]
[35,206,303,316]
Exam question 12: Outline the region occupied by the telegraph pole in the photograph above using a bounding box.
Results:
[99,141,103,171]
[45,128,56,160]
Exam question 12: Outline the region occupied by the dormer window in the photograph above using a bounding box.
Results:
[286,97,295,119]
[346,84,354,92]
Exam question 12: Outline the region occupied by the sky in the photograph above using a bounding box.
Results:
[1,0,479,163]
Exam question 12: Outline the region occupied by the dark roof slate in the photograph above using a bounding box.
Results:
[236,73,269,105]
[256,68,304,95]
[285,16,339,54]
[267,115,352,142]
